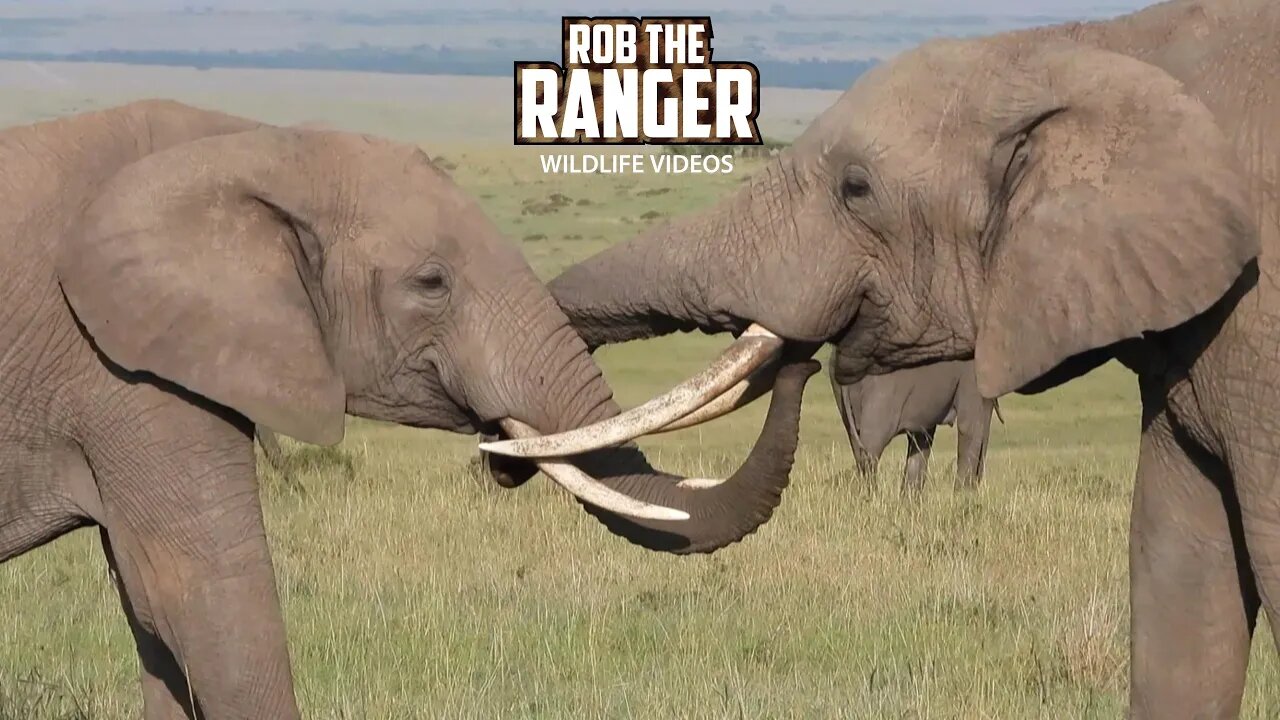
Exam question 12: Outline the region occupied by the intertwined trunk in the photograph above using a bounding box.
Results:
[489,288,816,554]
[549,156,851,351]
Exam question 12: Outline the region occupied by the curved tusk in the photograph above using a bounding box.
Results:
[498,418,690,521]
[653,360,781,433]
[676,477,726,489]
[480,324,783,459]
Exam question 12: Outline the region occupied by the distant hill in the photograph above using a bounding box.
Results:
[0,46,879,91]
[0,5,1144,91]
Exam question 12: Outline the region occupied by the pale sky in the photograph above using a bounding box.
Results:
[0,0,1153,13]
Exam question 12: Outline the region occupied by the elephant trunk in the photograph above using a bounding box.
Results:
[549,155,856,350]
[567,358,818,553]
[548,206,729,349]
[485,289,818,554]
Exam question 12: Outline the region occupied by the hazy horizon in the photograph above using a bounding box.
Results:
[0,0,1151,16]
[0,0,1161,89]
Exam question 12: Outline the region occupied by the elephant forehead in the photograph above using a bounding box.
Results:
[808,41,1006,179]
[343,207,526,279]
[839,40,1003,129]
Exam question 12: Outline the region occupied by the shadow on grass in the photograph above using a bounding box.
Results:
[0,673,90,720]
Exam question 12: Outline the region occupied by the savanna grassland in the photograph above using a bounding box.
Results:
[0,61,1277,719]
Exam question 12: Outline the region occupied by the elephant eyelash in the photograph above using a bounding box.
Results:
[841,169,873,200]
[415,274,447,294]
[843,178,872,199]
[410,264,451,298]
[840,167,875,209]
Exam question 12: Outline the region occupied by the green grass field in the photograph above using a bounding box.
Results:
[1,63,1278,718]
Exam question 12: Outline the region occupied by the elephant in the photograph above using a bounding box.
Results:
[479,1,1280,716]
[828,357,1002,494]
[0,99,820,719]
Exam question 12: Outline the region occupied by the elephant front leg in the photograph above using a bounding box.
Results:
[900,428,935,497]
[100,528,196,720]
[852,443,879,484]
[955,400,994,491]
[94,426,302,720]
[100,500,301,720]
[1130,413,1257,720]
[832,382,879,486]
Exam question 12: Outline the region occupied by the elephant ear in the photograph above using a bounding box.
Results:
[58,129,347,445]
[974,44,1257,398]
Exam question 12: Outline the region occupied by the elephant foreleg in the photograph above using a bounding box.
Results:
[1130,411,1257,720]
[101,528,196,720]
[900,428,935,498]
[955,399,995,491]
[99,488,301,720]
[852,438,878,482]
[832,380,880,485]
[92,409,302,720]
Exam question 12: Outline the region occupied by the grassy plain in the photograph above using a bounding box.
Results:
[0,61,1277,718]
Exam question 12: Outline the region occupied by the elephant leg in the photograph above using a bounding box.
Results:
[93,411,302,720]
[99,497,301,720]
[852,441,878,482]
[100,528,195,720]
[1232,466,1280,677]
[900,428,935,498]
[852,422,897,489]
[955,399,995,491]
[833,391,885,487]
[1129,412,1257,719]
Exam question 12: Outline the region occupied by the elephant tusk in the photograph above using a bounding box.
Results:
[480,324,783,458]
[651,359,781,433]
[675,477,726,489]
[498,418,690,521]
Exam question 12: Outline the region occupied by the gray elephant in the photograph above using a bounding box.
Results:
[829,357,1002,494]
[480,2,1280,716]
[0,100,819,719]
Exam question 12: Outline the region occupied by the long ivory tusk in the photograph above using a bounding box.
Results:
[498,418,690,521]
[652,360,781,433]
[480,324,783,459]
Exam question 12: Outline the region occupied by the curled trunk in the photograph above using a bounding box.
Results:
[489,291,817,553]
[570,359,818,553]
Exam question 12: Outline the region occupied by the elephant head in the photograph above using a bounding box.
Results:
[481,36,1256,454]
[54,101,819,554]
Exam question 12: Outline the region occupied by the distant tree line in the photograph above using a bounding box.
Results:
[0,47,877,92]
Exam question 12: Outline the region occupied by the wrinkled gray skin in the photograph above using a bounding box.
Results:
[829,357,1000,494]
[548,1,1280,716]
[0,100,815,719]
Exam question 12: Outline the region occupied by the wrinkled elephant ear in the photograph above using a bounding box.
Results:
[57,129,347,445]
[974,43,1258,398]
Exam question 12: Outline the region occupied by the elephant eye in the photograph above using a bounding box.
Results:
[412,264,450,299]
[840,166,873,203]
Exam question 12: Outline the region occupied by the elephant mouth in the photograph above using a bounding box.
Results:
[480,324,819,521]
